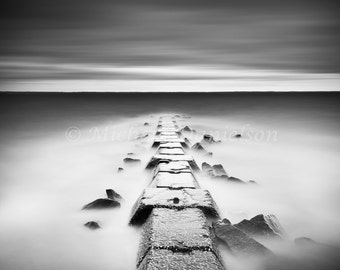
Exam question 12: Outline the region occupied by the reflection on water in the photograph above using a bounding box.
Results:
[0,92,339,270]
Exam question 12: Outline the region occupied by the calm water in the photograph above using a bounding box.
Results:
[0,92,339,270]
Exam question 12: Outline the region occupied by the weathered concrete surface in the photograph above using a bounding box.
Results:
[155,161,192,174]
[157,123,178,128]
[138,249,224,270]
[156,129,180,135]
[137,208,224,268]
[151,171,199,189]
[146,154,199,170]
[156,131,179,136]
[158,132,179,137]
[130,188,219,224]
[152,137,187,148]
[157,147,185,155]
[213,220,272,257]
[158,142,183,148]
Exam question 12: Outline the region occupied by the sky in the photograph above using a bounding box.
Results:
[0,0,339,91]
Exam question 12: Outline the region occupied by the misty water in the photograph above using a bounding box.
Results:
[0,93,339,270]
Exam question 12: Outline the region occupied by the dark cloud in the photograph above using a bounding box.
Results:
[0,0,339,79]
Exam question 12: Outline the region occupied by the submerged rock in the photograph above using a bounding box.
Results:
[201,134,221,144]
[234,214,284,238]
[201,162,252,184]
[213,220,273,257]
[202,162,214,176]
[135,133,149,140]
[202,134,216,143]
[84,221,101,230]
[234,134,242,138]
[123,157,141,164]
[202,162,212,171]
[192,142,208,154]
[212,164,227,176]
[117,167,124,172]
[181,126,193,132]
[144,122,150,126]
[106,189,122,201]
[226,176,245,184]
[295,237,318,247]
[184,137,191,147]
[82,198,120,210]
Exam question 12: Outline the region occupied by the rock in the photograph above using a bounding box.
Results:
[82,198,120,210]
[106,189,122,200]
[234,214,284,238]
[202,163,248,183]
[192,142,208,153]
[212,164,227,176]
[135,133,149,140]
[181,126,192,132]
[221,218,232,225]
[213,220,273,257]
[202,134,216,143]
[144,122,150,126]
[294,237,340,254]
[234,134,242,138]
[226,176,245,184]
[248,180,257,184]
[117,167,124,172]
[202,162,214,176]
[84,221,101,230]
[201,134,221,144]
[295,237,318,247]
[202,162,212,171]
[127,152,134,156]
[123,157,141,164]
[207,152,213,156]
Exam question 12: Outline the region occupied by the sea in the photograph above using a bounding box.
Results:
[0,92,339,270]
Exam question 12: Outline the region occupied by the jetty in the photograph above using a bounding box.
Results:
[129,115,226,270]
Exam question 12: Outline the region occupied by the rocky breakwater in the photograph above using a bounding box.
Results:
[129,115,226,270]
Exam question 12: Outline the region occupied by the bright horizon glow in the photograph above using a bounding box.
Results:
[2,77,340,92]
[1,61,339,92]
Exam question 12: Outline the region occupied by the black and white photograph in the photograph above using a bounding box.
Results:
[0,1,339,270]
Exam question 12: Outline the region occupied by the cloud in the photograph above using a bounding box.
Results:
[0,0,339,81]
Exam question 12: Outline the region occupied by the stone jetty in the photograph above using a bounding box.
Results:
[129,116,226,270]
